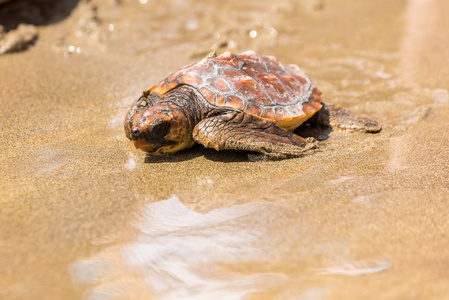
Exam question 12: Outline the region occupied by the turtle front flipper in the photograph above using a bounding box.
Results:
[312,103,382,133]
[193,112,317,159]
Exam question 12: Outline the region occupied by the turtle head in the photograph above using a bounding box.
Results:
[125,101,195,155]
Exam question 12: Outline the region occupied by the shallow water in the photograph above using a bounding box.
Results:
[1,0,449,299]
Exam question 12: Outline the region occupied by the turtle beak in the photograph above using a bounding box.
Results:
[133,139,162,153]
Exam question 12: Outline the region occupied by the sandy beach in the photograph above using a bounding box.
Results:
[1,0,448,299]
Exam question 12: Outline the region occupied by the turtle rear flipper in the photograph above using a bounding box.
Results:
[193,112,317,159]
[311,103,381,133]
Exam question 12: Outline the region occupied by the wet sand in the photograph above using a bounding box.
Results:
[1,0,448,299]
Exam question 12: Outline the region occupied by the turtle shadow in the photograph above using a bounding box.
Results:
[294,123,333,141]
[203,149,253,163]
[143,144,250,164]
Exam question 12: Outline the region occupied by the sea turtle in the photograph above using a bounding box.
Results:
[124,50,380,159]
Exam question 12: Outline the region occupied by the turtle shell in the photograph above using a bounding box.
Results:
[147,50,322,131]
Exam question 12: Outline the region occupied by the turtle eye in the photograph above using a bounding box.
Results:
[139,99,147,107]
[151,121,171,138]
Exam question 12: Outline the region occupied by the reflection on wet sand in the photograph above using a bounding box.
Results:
[317,260,391,276]
[71,196,394,300]
[70,197,287,299]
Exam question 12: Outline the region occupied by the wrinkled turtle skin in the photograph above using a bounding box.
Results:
[124,50,381,159]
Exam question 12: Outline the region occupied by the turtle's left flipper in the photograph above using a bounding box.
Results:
[193,111,317,159]
[311,103,381,133]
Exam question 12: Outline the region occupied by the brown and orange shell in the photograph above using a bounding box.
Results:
[145,50,322,131]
